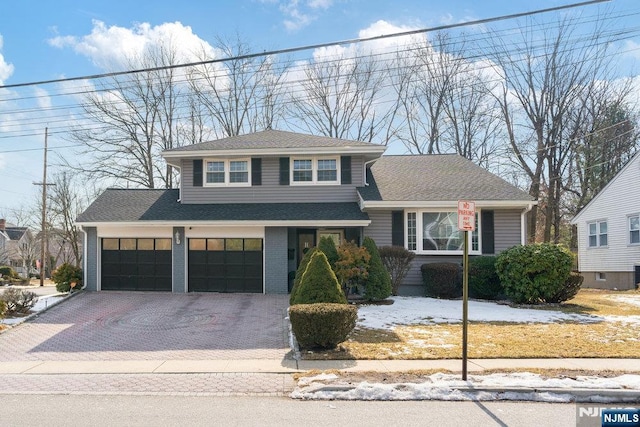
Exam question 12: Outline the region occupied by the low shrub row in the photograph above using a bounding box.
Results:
[420,244,582,305]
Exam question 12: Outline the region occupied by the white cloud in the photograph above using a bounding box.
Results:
[47,20,215,71]
[34,87,52,110]
[263,0,335,32]
[0,34,16,85]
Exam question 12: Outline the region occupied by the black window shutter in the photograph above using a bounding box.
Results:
[391,211,404,246]
[251,158,262,186]
[341,156,352,185]
[279,157,289,185]
[193,159,203,187]
[481,210,495,254]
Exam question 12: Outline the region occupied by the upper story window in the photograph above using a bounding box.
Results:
[588,220,607,247]
[291,156,339,185]
[205,159,250,186]
[406,210,480,254]
[630,215,640,245]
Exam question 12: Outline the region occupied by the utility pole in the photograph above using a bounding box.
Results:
[33,128,55,286]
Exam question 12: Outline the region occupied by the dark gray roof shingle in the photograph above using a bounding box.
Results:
[76,189,369,223]
[164,129,382,153]
[358,155,533,202]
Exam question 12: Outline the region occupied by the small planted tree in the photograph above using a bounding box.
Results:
[291,251,347,305]
[362,237,392,301]
[334,241,370,296]
[317,236,339,268]
[379,246,415,296]
[289,247,317,305]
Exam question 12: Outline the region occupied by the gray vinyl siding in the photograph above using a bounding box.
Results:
[494,209,522,252]
[265,227,288,294]
[172,227,186,293]
[363,210,392,246]
[181,156,365,204]
[84,227,98,292]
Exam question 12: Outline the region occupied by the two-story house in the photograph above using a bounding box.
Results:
[0,218,36,278]
[571,151,640,290]
[76,130,535,295]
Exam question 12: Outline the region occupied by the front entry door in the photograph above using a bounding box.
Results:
[297,230,316,266]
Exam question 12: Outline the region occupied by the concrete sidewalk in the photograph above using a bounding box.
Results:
[1,358,638,375]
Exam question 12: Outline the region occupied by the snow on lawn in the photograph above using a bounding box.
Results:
[356,297,600,330]
[291,372,640,403]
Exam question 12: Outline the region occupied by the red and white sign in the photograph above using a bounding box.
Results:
[457,200,476,231]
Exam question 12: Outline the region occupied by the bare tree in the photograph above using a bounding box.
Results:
[66,40,193,189]
[489,15,616,242]
[189,35,289,137]
[393,32,468,153]
[288,49,391,142]
[47,172,92,268]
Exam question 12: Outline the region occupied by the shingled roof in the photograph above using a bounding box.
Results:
[164,129,383,153]
[358,155,533,202]
[76,189,369,223]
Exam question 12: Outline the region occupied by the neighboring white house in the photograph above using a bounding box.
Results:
[571,151,640,290]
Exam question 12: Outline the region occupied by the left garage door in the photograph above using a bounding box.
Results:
[101,238,172,291]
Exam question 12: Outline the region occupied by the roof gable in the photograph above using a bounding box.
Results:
[358,155,533,204]
[571,150,640,223]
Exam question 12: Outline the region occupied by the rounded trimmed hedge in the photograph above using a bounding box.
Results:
[289,303,357,349]
[495,243,573,304]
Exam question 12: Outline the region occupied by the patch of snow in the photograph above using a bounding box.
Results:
[1,295,67,326]
[291,372,640,402]
[356,297,600,330]
[609,295,640,307]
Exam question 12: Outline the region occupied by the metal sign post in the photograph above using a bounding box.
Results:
[457,200,475,381]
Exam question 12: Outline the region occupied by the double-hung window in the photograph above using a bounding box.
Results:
[406,210,480,254]
[588,220,608,247]
[630,215,640,245]
[291,157,339,185]
[204,159,250,186]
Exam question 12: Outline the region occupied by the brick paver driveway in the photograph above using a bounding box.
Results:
[0,292,291,361]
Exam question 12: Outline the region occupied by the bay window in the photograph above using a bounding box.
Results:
[406,210,480,254]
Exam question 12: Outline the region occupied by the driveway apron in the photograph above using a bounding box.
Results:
[0,292,291,362]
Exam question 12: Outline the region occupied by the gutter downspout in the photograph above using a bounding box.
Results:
[363,158,378,186]
[521,203,534,245]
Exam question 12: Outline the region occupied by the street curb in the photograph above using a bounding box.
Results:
[300,384,640,402]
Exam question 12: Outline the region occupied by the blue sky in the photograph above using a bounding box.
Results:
[0,0,639,220]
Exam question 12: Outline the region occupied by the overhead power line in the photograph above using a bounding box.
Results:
[0,0,610,90]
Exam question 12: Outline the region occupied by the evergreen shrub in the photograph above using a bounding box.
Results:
[495,243,573,304]
[421,262,462,299]
[289,303,357,349]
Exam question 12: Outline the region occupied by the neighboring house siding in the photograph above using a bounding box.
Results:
[363,210,392,246]
[494,209,522,252]
[172,226,186,293]
[180,156,365,204]
[573,153,640,290]
[85,227,98,292]
[265,227,288,294]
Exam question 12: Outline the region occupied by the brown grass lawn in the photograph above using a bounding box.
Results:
[300,289,640,360]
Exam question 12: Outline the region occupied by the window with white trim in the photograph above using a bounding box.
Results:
[204,159,250,186]
[588,220,608,247]
[406,210,480,254]
[630,215,640,245]
[291,156,340,185]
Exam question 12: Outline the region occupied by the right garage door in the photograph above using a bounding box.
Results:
[188,238,263,293]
